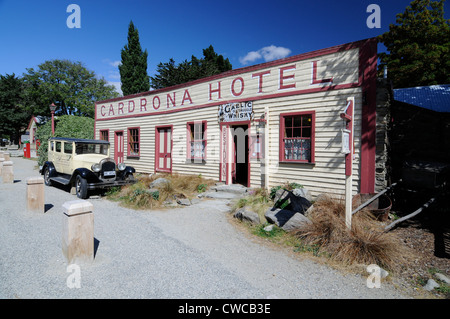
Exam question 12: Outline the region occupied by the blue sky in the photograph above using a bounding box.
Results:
[0,0,448,95]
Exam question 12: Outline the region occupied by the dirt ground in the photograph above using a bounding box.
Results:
[389,222,450,298]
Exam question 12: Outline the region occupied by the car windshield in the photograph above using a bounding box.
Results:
[75,143,108,155]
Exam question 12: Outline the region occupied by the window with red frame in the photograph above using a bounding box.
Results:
[128,127,140,157]
[280,112,314,163]
[100,130,109,141]
[187,121,206,160]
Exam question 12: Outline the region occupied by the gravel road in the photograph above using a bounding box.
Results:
[0,157,411,299]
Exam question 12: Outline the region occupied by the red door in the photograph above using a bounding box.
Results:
[156,126,172,172]
[114,131,124,163]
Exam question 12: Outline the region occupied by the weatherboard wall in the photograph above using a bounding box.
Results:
[95,38,377,197]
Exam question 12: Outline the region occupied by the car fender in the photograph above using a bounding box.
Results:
[42,161,57,177]
[71,168,100,184]
[125,166,135,174]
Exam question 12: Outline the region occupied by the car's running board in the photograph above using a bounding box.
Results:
[50,177,71,185]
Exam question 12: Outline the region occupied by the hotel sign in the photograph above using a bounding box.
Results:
[218,101,254,122]
[96,45,361,121]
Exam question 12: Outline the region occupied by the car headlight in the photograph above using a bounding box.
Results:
[118,163,126,171]
[91,163,101,172]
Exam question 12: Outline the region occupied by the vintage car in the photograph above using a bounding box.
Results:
[40,137,136,199]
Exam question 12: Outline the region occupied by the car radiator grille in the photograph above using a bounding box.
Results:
[101,161,116,180]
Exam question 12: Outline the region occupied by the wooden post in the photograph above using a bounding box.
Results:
[2,161,13,183]
[0,158,4,175]
[26,176,45,213]
[62,200,94,264]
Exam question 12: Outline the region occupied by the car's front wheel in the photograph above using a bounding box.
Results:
[75,175,88,199]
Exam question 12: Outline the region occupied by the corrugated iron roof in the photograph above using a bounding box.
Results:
[393,84,450,113]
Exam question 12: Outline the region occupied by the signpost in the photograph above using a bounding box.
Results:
[340,97,354,229]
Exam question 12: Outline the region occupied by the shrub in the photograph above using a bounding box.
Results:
[295,195,410,270]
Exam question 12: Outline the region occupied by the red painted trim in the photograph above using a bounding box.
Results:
[359,38,378,194]
[279,111,316,164]
[99,129,109,142]
[96,82,359,122]
[127,126,140,157]
[155,125,173,173]
[219,123,226,182]
[311,61,333,85]
[114,130,124,164]
[279,65,296,90]
[228,120,251,188]
[186,120,207,161]
[343,99,353,176]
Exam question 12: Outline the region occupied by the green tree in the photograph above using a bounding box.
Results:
[150,45,232,89]
[378,0,450,88]
[119,21,150,96]
[0,74,31,144]
[36,115,94,165]
[23,60,119,118]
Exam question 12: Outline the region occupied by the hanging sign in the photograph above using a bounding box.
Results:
[218,101,254,122]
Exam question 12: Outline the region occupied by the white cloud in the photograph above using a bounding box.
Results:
[239,45,292,65]
[110,60,121,67]
[239,50,262,65]
[108,81,123,96]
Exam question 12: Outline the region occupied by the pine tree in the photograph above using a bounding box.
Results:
[119,21,150,96]
[150,45,232,89]
[378,0,450,88]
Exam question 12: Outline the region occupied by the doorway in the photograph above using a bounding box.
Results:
[155,126,172,173]
[114,131,124,164]
[231,124,249,187]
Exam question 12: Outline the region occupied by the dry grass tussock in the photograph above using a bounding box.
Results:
[107,173,216,209]
[295,195,414,271]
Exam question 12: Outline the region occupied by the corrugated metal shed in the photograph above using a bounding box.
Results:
[394,84,450,113]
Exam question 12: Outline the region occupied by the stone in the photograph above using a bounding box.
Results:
[205,192,239,199]
[263,224,274,232]
[212,184,248,194]
[265,206,311,231]
[273,188,289,206]
[292,187,312,202]
[435,273,450,285]
[281,212,312,232]
[149,177,170,188]
[233,208,261,225]
[273,188,312,213]
[176,198,191,206]
[163,199,178,207]
[288,192,312,213]
[423,279,440,291]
